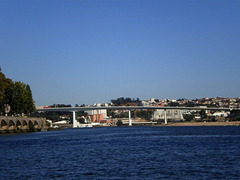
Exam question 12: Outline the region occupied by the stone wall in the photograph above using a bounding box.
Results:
[0,116,46,131]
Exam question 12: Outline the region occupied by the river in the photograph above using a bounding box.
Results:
[0,126,239,179]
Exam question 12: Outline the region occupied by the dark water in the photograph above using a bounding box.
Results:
[0,126,240,179]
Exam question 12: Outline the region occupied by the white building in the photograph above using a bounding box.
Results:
[212,111,230,117]
[140,101,150,107]
[151,109,184,121]
[150,98,155,103]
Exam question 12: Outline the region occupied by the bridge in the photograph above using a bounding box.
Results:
[0,116,46,131]
[37,106,237,127]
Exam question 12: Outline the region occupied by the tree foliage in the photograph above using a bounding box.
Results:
[77,117,85,124]
[116,120,123,126]
[168,102,180,107]
[0,68,35,115]
[183,114,194,121]
[136,110,153,120]
[200,110,207,119]
[0,69,12,112]
[28,121,36,132]
[49,104,72,108]
[111,97,140,106]
[77,111,88,117]
[229,110,240,121]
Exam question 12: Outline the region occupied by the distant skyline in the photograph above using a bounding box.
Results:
[1,0,240,106]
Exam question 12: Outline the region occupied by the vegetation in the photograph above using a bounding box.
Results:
[116,120,123,126]
[0,67,35,115]
[111,97,140,106]
[168,102,180,107]
[44,112,61,121]
[183,114,194,121]
[77,117,86,124]
[49,104,71,108]
[200,110,207,119]
[107,109,153,120]
[229,110,240,121]
[136,110,153,120]
[107,110,129,118]
[77,111,88,117]
[28,121,35,132]
[35,104,73,122]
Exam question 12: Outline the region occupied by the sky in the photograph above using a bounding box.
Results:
[0,0,240,106]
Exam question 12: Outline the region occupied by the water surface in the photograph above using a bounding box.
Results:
[0,126,239,179]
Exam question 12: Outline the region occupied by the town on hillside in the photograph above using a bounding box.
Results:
[36,97,240,128]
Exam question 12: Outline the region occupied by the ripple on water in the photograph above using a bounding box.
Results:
[0,126,240,179]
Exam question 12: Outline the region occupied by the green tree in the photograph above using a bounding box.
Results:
[168,102,180,107]
[111,97,140,106]
[77,117,85,124]
[136,110,153,120]
[11,81,26,114]
[200,110,207,119]
[28,121,36,132]
[183,114,194,121]
[0,68,35,115]
[0,69,13,113]
[116,120,123,126]
[23,84,35,114]
[77,111,88,117]
[4,81,35,115]
[229,110,240,121]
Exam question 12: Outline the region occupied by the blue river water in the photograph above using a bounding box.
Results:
[0,126,240,179]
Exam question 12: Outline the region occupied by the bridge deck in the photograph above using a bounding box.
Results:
[36,106,236,112]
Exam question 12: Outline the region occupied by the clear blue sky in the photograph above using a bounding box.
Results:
[1,0,240,106]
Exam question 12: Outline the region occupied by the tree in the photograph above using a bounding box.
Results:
[111,97,141,106]
[24,84,35,114]
[77,117,85,124]
[0,70,13,113]
[229,110,240,121]
[3,81,35,115]
[2,79,13,113]
[116,120,123,126]
[44,112,60,121]
[136,110,153,120]
[183,114,194,121]
[77,111,88,117]
[0,68,35,115]
[49,104,72,108]
[184,102,195,107]
[28,121,36,132]
[200,110,207,119]
[12,81,26,114]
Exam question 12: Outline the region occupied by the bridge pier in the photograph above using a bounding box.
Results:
[164,109,167,124]
[129,110,132,126]
[72,111,77,128]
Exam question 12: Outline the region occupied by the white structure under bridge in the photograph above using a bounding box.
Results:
[151,109,184,121]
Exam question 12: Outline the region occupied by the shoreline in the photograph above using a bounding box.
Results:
[1,121,240,135]
[158,121,240,126]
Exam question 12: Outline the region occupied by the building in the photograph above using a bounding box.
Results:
[151,109,184,121]
[87,114,104,123]
[85,109,107,123]
[212,111,230,117]
[85,109,107,119]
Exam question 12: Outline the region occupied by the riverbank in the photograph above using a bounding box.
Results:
[1,121,240,135]
[0,127,63,136]
[159,121,240,126]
